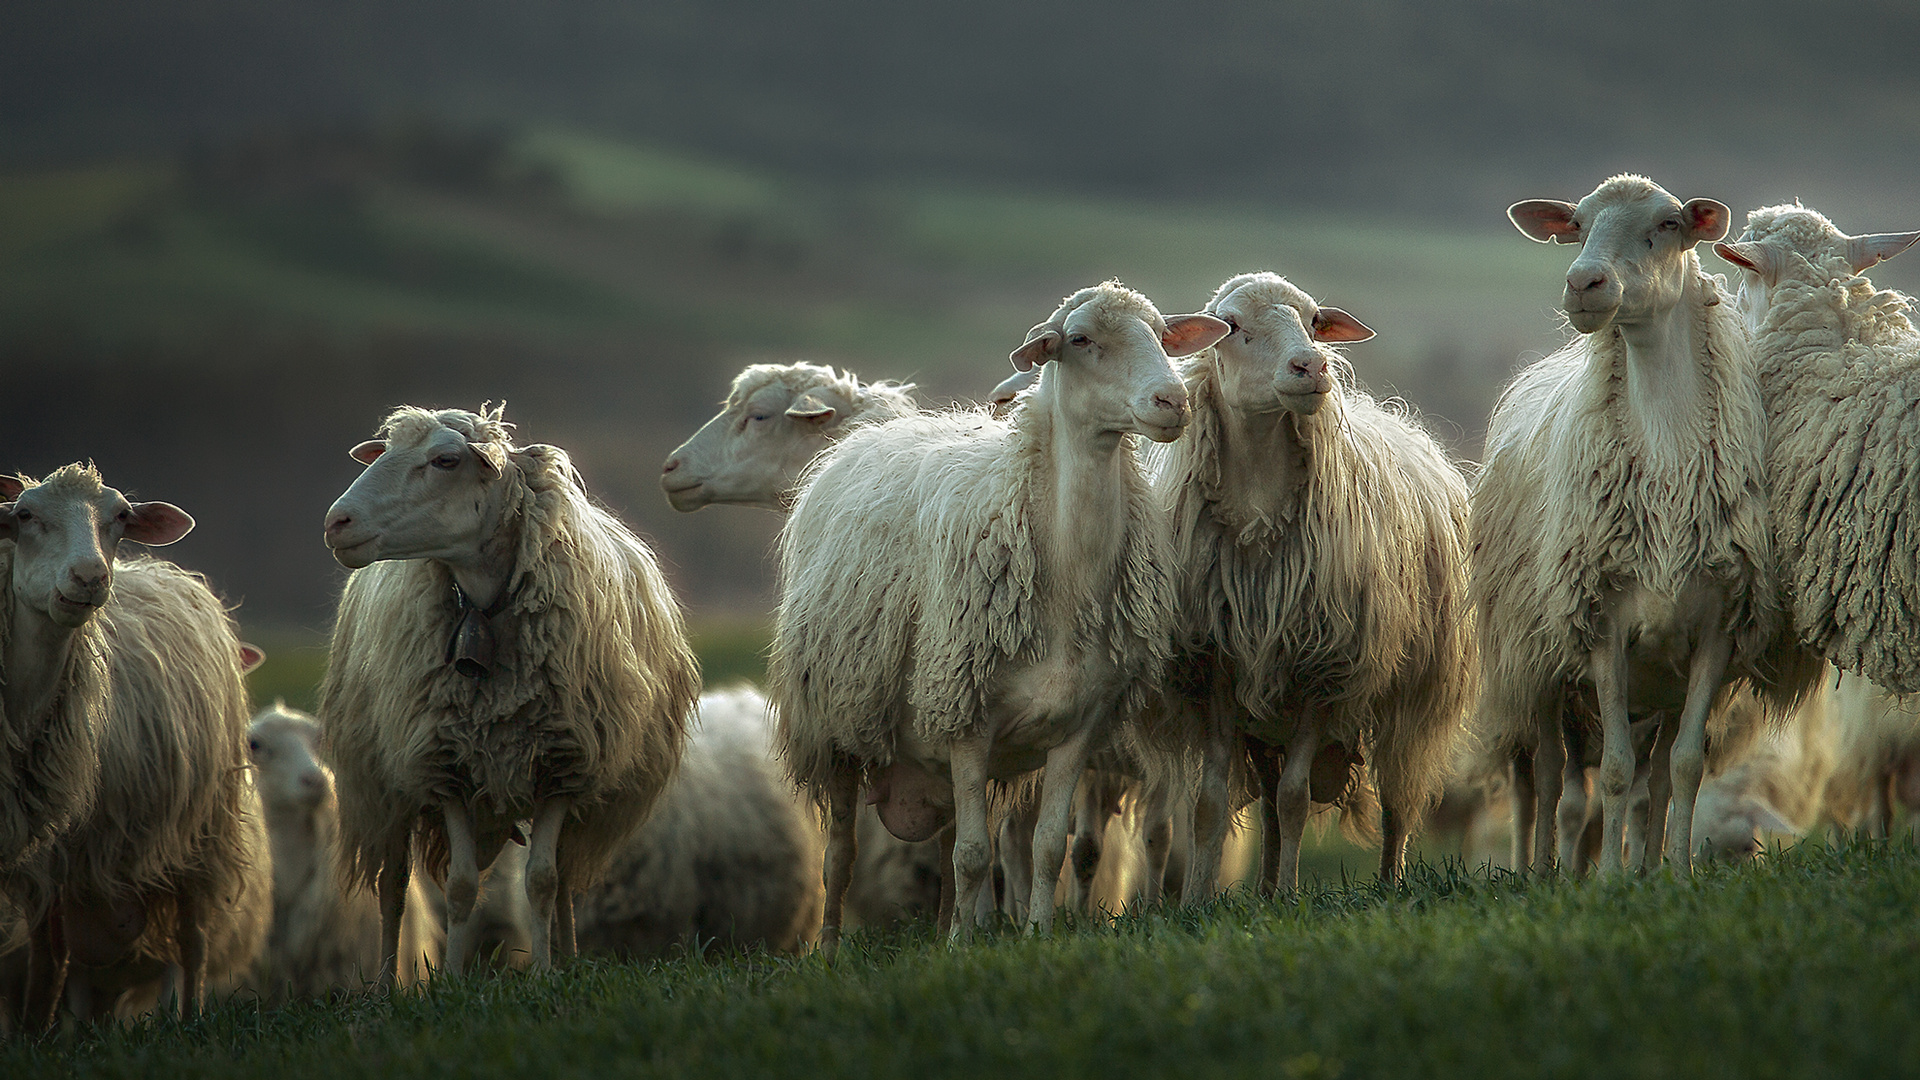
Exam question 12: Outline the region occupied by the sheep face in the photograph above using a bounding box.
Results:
[1714,205,1920,332]
[661,378,852,512]
[0,465,193,629]
[1207,274,1373,417]
[1010,287,1225,443]
[323,422,511,571]
[1510,176,1730,335]
[248,711,330,818]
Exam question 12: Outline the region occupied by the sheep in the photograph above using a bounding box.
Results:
[1825,674,1920,838]
[1711,205,1920,693]
[661,361,918,511]
[574,684,823,958]
[770,281,1228,950]
[319,404,700,979]
[1690,673,1839,860]
[1,464,269,1028]
[1481,175,1801,876]
[246,704,441,1000]
[1156,272,1475,898]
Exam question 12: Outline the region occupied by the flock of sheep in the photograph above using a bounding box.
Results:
[3,173,1919,1032]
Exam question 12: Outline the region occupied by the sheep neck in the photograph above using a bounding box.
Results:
[1028,389,1134,606]
[442,501,522,615]
[1209,395,1313,534]
[3,596,78,734]
[1609,272,1711,468]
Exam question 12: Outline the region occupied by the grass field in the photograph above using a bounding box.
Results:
[4,840,1914,1078]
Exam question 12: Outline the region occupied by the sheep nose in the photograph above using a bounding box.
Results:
[298,770,326,797]
[323,511,353,541]
[1290,354,1329,378]
[1152,386,1189,415]
[661,456,682,476]
[69,561,108,591]
[1567,266,1608,294]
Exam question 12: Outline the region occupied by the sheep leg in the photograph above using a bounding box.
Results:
[1530,711,1565,876]
[1590,626,1634,877]
[1379,801,1408,885]
[22,906,69,1033]
[1269,723,1321,894]
[441,802,483,976]
[1640,717,1676,872]
[935,824,957,936]
[997,801,1035,923]
[948,735,994,942]
[1184,716,1237,903]
[1556,724,1591,875]
[817,770,858,961]
[524,796,571,971]
[1663,629,1733,873]
[174,890,205,1021]
[1509,745,1536,870]
[1251,743,1285,896]
[1067,774,1104,914]
[375,845,412,987]
[555,888,577,959]
[1138,783,1173,907]
[1026,724,1097,935]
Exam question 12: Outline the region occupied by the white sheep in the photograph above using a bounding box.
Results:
[1,464,269,1028]
[1711,204,1920,693]
[771,281,1228,950]
[246,704,441,1000]
[1825,673,1920,837]
[574,685,823,957]
[319,405,701,979]
[1156,272,1475,897]
[1690,673,1839,860]
[661,361,918,511]
[1481,175,1798,876]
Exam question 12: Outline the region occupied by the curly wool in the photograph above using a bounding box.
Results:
[1472,263,1783,743]
[1741,205,1920,692]
[1157,315,1476,826]
[320,408,700,892]
[722,361,918,432]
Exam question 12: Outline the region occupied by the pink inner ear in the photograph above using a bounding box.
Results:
[349,440,386,465]
[124,501,195,546]
[1161,314,1231,358]
[1685,199,1732,243]
[1009,331,1060,373]
[237,643,266,673]
[1509,200,1580,243]
[1312,308,1375,344]
[0,477,23,499]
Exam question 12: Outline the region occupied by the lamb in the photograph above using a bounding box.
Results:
[661,361,918,511]
[1158,272,1475,897]
[246,704,441,1000]
[1,465,269,1028]
[574,684,822,957]
[770,281,1228,950]
[1711,205,1920,693]
[319,404,700,979]
[1479,175,1797,876]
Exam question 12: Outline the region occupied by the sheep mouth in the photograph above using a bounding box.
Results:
[328,536,380,569]
[1564,304,1618,334]
[1137,418,1190,444]
[50,590,105,624]
[661,478,711,511]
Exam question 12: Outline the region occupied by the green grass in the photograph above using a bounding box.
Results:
[7,841,1916,1077]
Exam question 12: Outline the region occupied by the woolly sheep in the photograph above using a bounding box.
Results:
[574,685,822,957]
[246,705,441,1000]
[1483,175,1797,876]
[661,362,918,511]
[771,281,1228,949]
[1690,673,1839,860]
[1,465,268,1028]
[319,404,700,979]
[1156,272,1475,897]
[1712,205,1920,692]
[1824,674,1920,837]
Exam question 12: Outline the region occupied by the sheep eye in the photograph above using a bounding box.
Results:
[248,738,262,753]
[13,509,30,523]
[749,413,772,423]
[431,454,461,470]
[1068,334,1091,348]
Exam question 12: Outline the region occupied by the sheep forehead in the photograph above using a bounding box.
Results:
[377,404,514,457]
[724,362,852,414]
[1576,174,1682,222]
[1212,274,1315,327]
[1055,282,1165,340]
[11,463,125,518]
[1741,204,1844,253]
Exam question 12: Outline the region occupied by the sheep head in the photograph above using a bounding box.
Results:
[661,362,863,513]
[1007,280,1226,443]
[1714,203,1920,329]
[0,464,193,629]
[1204,271,1373,417]
[1510,175,1730,335]
[322,405,519,587]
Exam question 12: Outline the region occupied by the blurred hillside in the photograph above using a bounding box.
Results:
[4,1,1920,648]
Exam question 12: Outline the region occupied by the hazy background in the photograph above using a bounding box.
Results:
[5,0,1919,699]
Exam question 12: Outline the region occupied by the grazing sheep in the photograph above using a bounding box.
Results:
[319,405,700,979]
[1712,205,1920,693]
[1,465,268,1028]
[1818,673,1920,839]
[1481,175,1796,876]
[1159,272,1475,897]
[246,704,441,1000]
[661,362,918,511]
[1691,673,1839,860]
[574,685,822,958]
[771,281,1228,949]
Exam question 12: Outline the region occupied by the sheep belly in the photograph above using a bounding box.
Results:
[1608,579,1735,712]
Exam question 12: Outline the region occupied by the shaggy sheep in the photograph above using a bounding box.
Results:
[661,362,918,511]
[1690,673,1839,860]
[246,705,441,1000]
[1,465,268,1028]
[1482,175,1798,876]
[771,281,1228,949]
[1711,205,1920,693]
[574,685,822,958]
[1158,272,1475,897]
[319,404,700,979]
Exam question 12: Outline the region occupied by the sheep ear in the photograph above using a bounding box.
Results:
[349,440,386,465]
[1311,307,1375,343]
[990,368,1039,407]
[0,503,15,542]
[1684,199,1732,244]
[1509,200,1580,243]
[1010,330,1060,372]
[124,501,195,546]
[1161,314,1232,358]
[1746,799,1800,838]
[1846,231,1920,274]
[785,393,837,424]
[472,446,504,479]
[238,643,267,674]
[1714,240,1782,284]
[0,475,23,500]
